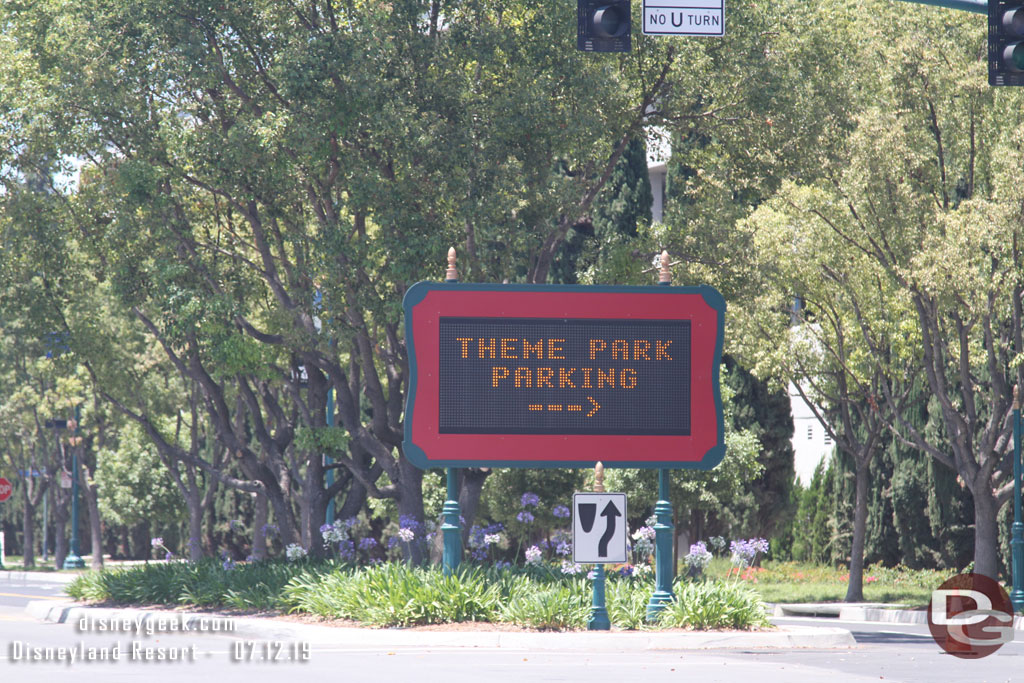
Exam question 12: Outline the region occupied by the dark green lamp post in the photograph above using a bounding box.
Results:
[63,405,85,570]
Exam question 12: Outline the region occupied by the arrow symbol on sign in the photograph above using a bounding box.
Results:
[597,501,621,557]
[586,396,600,418]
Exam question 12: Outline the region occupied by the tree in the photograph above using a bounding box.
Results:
[739,4,1023,580]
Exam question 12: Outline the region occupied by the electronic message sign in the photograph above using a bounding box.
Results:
[402,283,725,469]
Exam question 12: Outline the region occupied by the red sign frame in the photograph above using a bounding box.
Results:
[402,282,725,469]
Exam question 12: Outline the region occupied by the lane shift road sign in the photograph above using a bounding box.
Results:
[573,492,627,564]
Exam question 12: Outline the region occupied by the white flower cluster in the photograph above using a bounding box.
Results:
[285,543,307,561]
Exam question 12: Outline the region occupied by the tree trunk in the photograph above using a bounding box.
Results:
[186,491,204,561]
[52,487,70,570]
[21,490,35,568]
[79,464,104,570]
[53,518,68,571]
[971,485,1000,579]
[844,460,869,602]
[396,458,426,564]
[251,492,269,560]
[458,468,490,547]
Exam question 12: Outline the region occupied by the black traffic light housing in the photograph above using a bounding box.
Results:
[989,0,1024,85]
[578,1,631,53]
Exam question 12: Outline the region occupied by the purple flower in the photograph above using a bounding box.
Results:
[516,510,535,524]
[521,492,540,508]
[338,540,356,561]
[358,537,378,551]
[552,505,571,519]
[319,523,333,534]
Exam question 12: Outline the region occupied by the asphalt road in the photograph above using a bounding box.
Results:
[1,593,1020,683]
[0,579,67,609]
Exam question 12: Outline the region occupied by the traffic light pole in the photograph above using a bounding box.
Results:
[1011,386,1024,613]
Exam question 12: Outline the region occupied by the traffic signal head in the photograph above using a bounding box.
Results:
[989,1,1024,85]
[578,0,631,53]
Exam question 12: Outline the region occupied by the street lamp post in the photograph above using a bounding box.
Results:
[63,406,85,570]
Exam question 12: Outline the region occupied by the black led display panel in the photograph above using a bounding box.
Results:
[438,317,690,435]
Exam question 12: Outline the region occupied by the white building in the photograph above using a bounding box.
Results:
[788,383,835,486]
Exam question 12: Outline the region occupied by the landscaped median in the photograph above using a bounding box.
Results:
[64,559,774,631]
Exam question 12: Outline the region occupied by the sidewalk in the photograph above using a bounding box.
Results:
[26,600,858,651]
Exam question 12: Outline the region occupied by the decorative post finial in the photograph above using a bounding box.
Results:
[658,250,671,285]
[446,247,458,282]
[594,461,605,493]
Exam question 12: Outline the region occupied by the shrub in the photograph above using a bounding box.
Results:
[659,579,770,630]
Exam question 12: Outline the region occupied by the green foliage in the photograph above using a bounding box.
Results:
[659,580,770,630]
[788,459,835,565]
[65,559,312,608]
[69,560,771,631]
[95,422,184,531]
[284,564,504,627]
[705,560,953,607]
[498,580,591,630]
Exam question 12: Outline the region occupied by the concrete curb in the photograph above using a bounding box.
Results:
[26,601,857,651]
[1,569,79,585]
[772,602,1024,630]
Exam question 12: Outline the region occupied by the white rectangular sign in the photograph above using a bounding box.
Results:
[572,492,628,564]
[643,0,724,37]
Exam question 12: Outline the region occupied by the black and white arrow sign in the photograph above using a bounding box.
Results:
[572,492,628,564]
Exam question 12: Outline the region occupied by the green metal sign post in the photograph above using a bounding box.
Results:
[649,252,677,619]
[442,248,463,576]
[587,462,612,630]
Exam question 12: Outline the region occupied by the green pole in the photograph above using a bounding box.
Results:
[588,563,611,630]
[647,252,676,620]
[1011,386,1024,613]
[325,386,336,525]
[441,247,462,575]
[588,462,611,630]
[63,405,85,570]
[647,468,675,619]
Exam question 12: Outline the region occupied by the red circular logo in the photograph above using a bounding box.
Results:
[0,477,12,502]
[927,573,1014,659]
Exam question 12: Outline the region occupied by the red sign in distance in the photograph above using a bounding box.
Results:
[0,477,12,502]
[402,282,726,469]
